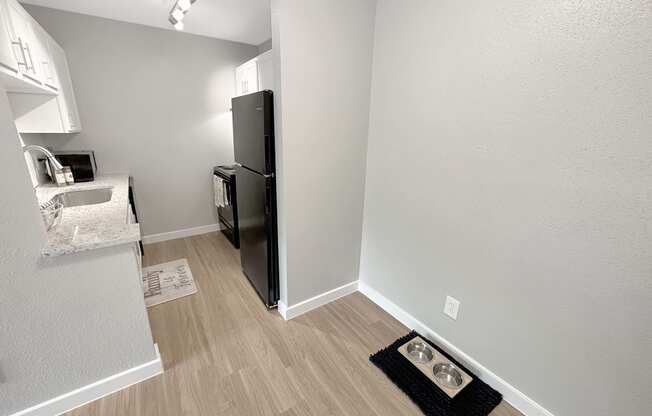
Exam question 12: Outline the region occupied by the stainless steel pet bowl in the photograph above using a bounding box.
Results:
[406,340,434,363]
[432,362,464,389]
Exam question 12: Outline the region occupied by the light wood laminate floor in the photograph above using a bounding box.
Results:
[66,232,522,416]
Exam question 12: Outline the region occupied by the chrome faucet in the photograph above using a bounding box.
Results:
[23,145,64,171]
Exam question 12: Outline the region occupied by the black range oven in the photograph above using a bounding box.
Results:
[213,165,239,248]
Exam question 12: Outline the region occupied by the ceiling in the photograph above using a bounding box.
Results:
[21,0,271,45]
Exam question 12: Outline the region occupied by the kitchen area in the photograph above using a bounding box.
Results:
[0,1,278,415]
[1,0,277,306]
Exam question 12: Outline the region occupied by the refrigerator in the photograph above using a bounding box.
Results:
[232,90,279,308]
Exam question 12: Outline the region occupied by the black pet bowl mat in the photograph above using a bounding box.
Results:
[370,331,502,416]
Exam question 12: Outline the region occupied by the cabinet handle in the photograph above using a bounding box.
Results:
[11,38,28,68]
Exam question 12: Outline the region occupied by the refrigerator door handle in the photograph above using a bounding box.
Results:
[264,134,272,174]
[265,186,271,215]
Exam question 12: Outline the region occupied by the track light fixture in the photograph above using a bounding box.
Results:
[168,0,197,31]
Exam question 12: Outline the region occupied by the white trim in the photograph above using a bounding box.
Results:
[277,300,288,319]
[10,345,164,416]
[142,223,220,245]
[278,280,359,320]
[358,282,555,416]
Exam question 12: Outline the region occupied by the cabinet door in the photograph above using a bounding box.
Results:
[256,50,273,91]
[35,25,57,90]
[235,65,245,96]
[48,39,81,132]
[0,1,20,73]
[5,0,42,83]
[243,61,258,94]
[235,60,258,96]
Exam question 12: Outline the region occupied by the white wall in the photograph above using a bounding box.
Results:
[0,89,158,415]
[257,38,272,54]
[270,3,287,304]
[360,1,652,415]
[272,0,376,306]
[24,5,259,236]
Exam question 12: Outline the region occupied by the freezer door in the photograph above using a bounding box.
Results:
[232,91,274,175]
[235,165,278,306]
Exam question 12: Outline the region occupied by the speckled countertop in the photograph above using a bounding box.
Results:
[36,174,141,257]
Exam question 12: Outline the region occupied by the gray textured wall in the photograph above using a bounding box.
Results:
[360,1,652,415]
[24,5,259,236]
[272,0,376,306]
[0,90,157,415]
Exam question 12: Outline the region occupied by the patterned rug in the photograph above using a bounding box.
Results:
[142,258,198,307]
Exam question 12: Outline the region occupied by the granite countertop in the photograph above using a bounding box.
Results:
[36,174,141,257]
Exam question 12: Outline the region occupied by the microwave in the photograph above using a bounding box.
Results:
[52,151,97,182]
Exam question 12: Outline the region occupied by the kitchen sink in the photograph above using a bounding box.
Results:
[60,188,113,207]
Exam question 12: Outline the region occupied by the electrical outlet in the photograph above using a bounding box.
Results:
[443,296,460,320]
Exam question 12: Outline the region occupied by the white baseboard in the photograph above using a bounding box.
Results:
[142,223,220,245]
[278,280,359,320]
[277,300,288,319]
[11,345,164,416]
[358,282,554,416]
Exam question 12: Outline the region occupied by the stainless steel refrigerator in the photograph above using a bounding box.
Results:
[232,90,279,308]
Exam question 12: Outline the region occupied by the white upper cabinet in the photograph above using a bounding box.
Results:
[36,25,58,90]
[0,0,81,133]
[49,37,81,132]
[4,0,44,84]
[256,50,273,92]
[234,49,274,97]
[235,59,258,96]
[0,1,19,74]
